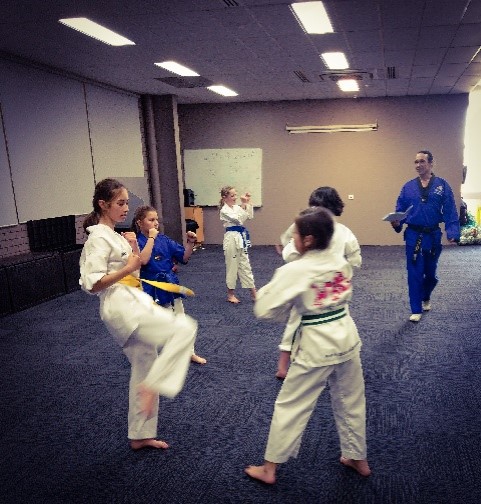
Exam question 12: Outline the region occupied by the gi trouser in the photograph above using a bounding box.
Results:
[278,307,301,352]
[122,308,197,440]
[405,244,441,314]
[264,352,367,463]
[223,233,255,290]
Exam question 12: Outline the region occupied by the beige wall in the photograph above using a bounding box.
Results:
[179,94,467,246]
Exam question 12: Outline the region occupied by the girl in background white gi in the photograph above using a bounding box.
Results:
[219,186,256,303]
[80,178,197,451]
[276,187,361,379]
[245,207,370,484]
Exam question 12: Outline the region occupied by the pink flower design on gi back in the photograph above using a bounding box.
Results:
[311,272,351,307]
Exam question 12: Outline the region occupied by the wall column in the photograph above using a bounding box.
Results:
[141,94,185,243]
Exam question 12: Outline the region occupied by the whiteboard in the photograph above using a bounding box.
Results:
[183,148,262,206]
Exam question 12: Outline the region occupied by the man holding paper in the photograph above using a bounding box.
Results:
[389,150,460,322]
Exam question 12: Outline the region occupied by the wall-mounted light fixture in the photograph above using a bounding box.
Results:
[285,123,378,134]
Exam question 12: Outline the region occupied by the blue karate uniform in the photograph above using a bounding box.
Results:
[137,233,187,306]
[393,175,460,314]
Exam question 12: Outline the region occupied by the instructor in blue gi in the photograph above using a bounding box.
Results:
[390,150,460,322]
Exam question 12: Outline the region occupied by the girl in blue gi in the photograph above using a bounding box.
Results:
[245,207,370,484]
[80,178,197,451]
[133,205,206,364]
[219,186,256,304]
[390,150,460,322]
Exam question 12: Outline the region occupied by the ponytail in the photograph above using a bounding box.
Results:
[83,211,99,233]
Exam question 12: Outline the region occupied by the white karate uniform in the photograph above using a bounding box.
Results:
[79,224,197,440]
[280,221,361,266]
[278,221,361,351]
[255,250,367,463]
[220,203,255,290]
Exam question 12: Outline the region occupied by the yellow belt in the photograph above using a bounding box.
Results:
[118,274,195,296]
[118,274,142,289]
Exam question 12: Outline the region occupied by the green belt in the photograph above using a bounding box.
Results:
[301,307,347,326]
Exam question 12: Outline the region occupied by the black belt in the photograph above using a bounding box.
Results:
[408,224,439,233]
[408,225,439,263]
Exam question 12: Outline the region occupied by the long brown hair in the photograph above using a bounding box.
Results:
[131,205,156,234]
[83,178,125,232]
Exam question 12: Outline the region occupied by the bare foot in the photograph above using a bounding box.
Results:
[245,465,276,484]
[130,438,169,450]
[138,383,156,418]
[227,295,240,304]
[250,288,257,301]
[340,456,371,477]
[191,354,207,365]
[275,371,286,380]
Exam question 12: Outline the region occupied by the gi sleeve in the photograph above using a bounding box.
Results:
[79,236,111,293]
[168,237,187,264]
[281,239,300,263]
[254,263,306,322]
[244,204,254,220]
[280,223,295,247]
[220,204,253,226]
[393,185,409,233]
[442,181,461,241]
[344,230,362,268]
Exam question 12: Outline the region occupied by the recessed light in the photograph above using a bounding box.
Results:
[154,61,199,77]
[290,2,333,34]
[337,79,359,92]
[59,18,135,46]
[207,85,238,97]
[321,52,349,70]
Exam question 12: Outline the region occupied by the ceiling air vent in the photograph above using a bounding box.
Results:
[221,0,240,6]
[319,71,373,82]
[155,76,214,88]
[387,66,396,79]
[294,70,311,83]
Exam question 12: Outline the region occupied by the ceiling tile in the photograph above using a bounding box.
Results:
[0,0,480,103]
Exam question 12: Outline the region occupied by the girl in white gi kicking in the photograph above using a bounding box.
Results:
[219,186,256,303]
[80,178,197,451]
[275,186,361,379]
[245,207,370,484]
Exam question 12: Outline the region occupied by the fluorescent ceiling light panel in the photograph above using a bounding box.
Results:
[59,18,135,46]
[155,61,199,77]
[321,52,349,69]
[337,79,359,92]
[290,1,333,34]
[207,85,238,97]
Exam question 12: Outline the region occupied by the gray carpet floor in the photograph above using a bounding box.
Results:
[1,244,480,503]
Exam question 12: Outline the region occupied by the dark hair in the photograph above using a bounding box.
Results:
[132,205,156,233]
[417,150,433,163]
[83,178,125,232]
[295,207,334,251]
[308,186,344,216]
